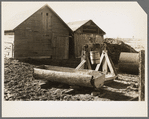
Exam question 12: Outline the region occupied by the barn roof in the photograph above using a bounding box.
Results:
[67,19,106,34]
[4,4,72,33]
[4,6,39,31]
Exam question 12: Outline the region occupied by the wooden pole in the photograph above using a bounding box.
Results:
[139,50,145,101]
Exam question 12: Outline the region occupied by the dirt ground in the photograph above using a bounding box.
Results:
[4,58,139,101]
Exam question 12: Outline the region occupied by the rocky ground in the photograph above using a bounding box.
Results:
[4,58,139,101]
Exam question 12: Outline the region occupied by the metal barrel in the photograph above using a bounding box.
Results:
[118,52,139,74]
[90,51,100,64]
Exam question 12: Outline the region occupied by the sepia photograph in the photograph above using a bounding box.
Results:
[2,1,147,117]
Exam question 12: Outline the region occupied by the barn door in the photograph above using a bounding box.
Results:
[42,35,52,57]
[53,36,69,59]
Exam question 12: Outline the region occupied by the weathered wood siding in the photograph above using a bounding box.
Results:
[52,34,69,59]
[74,33,104,58]
[73,20,104,58]
[14,6,69,59]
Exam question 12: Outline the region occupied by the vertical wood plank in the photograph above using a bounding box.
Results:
[139,50,145,101]
[64,37,69,59]
[46,13,48,32]
[48,15,52,27]
[75,34,77,57]
[76,34,79,57]
[56,36,60,59]
[51,33,55,58]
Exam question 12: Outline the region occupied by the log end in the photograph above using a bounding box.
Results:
[94,74,105,89]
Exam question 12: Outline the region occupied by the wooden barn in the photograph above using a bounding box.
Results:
[5,4,72,59]
[67,20,106,58]
[4,4,106,60]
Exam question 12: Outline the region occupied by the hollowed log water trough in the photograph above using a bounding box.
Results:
[33,65,105,89]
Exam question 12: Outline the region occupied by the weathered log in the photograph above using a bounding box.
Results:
[33,65,105,89]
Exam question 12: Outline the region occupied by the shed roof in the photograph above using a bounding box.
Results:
[67,20,90,32]
[4,4,72,33]
[67,19,106,34]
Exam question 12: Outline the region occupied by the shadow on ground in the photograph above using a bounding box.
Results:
[40,81,134,101]
[104,80,130,89]
[101,89,132,101]
[40,81,70,89]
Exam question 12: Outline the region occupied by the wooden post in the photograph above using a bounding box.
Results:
[102,57,108,74]
[82,45,92,70]
[81,45,87,69]
[139,50,145,101]
[75,60,86,70]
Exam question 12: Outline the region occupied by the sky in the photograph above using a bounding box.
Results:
[2,2,147,41]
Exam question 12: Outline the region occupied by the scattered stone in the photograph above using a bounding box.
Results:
[53,89,62,96]
[4,58,140,101]
[78,94,92,101]
[93,96,101,101]
[133,83,139,88]
[63,95,72,101]
[63,89,74,94]
[71,96,80,101]
[7,93,14,98]
[91,91,100,96]
[38,81,47,85]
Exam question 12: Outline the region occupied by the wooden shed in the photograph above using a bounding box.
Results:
[4,4,106,60]
[67,20,106,58]
[5,4,72,59]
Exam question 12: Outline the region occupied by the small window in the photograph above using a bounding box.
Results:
[46,13,48,16]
